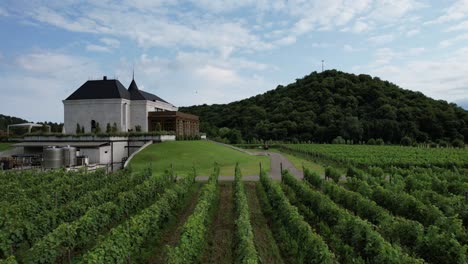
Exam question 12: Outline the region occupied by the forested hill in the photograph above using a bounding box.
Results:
[0,114,28,131]
[180,70,468,144]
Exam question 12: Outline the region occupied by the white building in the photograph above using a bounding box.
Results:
[63,76,177,134]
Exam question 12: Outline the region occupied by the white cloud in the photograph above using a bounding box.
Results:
[368,34,395,45]
[364,47,468,102]
[366,0,427,23]
[406,29,420,36]
[16,51,96,75]
[343,44,362,52]
[426,0,468,24]
[100,38,120,48]
[2,50,102,122]
[86,38,120,52]
[447,20,468,31]
[349,20,371,33]
[117,51,275,107]
[86,44,111,52]
[439,33,468,48]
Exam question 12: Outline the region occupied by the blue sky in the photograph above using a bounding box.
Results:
[1,0,468,122]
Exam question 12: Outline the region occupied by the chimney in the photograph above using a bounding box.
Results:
[103,76,107,80]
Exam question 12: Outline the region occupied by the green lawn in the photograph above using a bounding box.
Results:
[0,143,12,152]
[129,141,270,176]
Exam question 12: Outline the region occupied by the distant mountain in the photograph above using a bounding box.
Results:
[0,114,28,131]
[181,70,468,144]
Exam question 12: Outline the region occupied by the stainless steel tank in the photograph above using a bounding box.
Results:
[62,146,77,167]
[43,147,63,169]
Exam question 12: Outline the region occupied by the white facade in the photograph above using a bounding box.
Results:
[63,98,177,134]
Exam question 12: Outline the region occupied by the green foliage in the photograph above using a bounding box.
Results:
[281,144,468,169]
[25,173,172,263]
[260,170,335,263]
[0,169,150,260]
[155,122,162,132]
[332,136,345,144]
[375,138,385,145]
[367,138,376,145]
[112,122,118,133]
[233,164,258,264]
[167,166,219,263]
[325,167,341,183]
[105,123,111,133]
[180,70,468,144]
[135,125,142,132]
[76,123,81,134]
[400,136,412,146]
[81,171,197,263]
[92,122,101,134]
[283,171,422,264]
[452,139,465,148]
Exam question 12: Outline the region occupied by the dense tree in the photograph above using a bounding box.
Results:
[180,70,468,144]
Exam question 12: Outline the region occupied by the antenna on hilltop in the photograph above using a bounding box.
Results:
[321,60,324,72]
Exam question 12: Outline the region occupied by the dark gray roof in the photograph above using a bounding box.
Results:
[65,78,171,104]
[128,79,169,103]
[66,79,130,100]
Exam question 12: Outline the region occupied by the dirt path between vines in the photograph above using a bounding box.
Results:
[146,185,203,264]
[245,182,284,264]
[202,182,235,264]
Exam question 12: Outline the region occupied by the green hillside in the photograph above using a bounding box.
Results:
[181,70,468,144]
[0,114,28,131]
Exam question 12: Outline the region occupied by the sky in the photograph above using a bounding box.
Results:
[1,0,468,122]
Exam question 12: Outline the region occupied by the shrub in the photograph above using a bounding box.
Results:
[332,136,346,144]
[452,139,465,148]
[325,167,341,183]
[375,138,385,145]
[367,138,376,145]
[400,136,412,146]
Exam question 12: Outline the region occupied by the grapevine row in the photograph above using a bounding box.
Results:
[233,164,258,264]
[80,171,197,263]
[0,169,151,258]
[259,170,335,264]
[166,166,220,263]
[281,171,423,264]
[304,169,467,264]
[24,172,173,263]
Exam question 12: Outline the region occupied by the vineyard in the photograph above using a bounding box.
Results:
[1,142,467,263]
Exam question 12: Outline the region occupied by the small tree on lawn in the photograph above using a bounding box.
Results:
[76,123,81,134]
[106,123,112,133]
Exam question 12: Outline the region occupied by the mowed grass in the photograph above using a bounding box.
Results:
[0,143,12,151]
[268,148,325,176]
[129,141,270,176]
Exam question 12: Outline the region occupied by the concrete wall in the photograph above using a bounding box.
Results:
[63,99,130,134]
[130,100,178,132]
[64,98,177,134]
[129,101,147,132]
